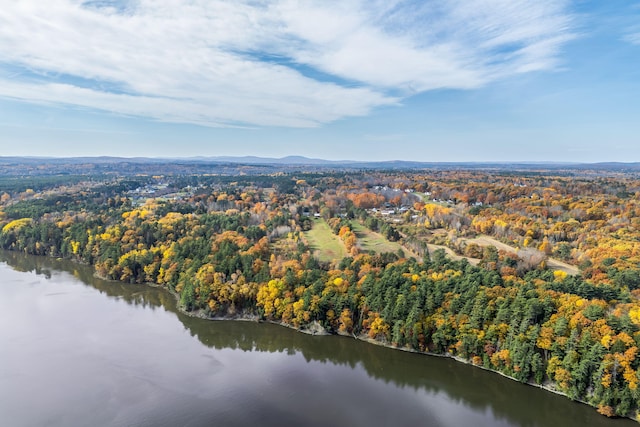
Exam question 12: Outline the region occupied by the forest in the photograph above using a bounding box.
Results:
[2,166,640,420]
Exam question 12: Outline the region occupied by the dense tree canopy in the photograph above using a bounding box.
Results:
[2,169,640,420]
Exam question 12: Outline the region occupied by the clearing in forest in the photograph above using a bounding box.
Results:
[420,229,578,274]
[350,221,411,256]
[304,219,347,262]
[468,235,580,275]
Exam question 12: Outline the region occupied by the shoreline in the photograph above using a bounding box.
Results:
[140,276,612,420]
[164,288,638,423]
[16,253,638,423]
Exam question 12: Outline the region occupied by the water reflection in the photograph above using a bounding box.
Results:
[0,250,634,427]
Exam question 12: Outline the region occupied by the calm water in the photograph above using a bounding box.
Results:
[0,251,635,427]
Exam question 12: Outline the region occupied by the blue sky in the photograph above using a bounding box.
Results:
[0,0,639,162]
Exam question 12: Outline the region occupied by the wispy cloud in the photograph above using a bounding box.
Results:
[624,32,640,45]
[274,0,575,90]
[0,121,138,135]
[0,0,575,128]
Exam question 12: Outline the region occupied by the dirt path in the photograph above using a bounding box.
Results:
[467,236,517,253]
[545,259,580,276]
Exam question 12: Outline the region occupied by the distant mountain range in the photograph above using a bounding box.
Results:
[188,155,353,165]
[1,155,640,172]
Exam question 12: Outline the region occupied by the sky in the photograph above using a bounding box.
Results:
[0,0,639,162]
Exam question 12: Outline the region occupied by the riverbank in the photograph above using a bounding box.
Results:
[140,276,627,423]
[347,332,595,413]
[6,253,628,427]
[9,250,635,423]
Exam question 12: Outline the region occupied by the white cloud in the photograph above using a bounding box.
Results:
[624,32,640,45]
[0,0,575,128]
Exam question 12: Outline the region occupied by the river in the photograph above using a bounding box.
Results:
[0,251,635,427]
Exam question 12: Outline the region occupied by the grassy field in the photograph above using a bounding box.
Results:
[350,221,408,255]
[415,192,450,206]
[304,219,347,262]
